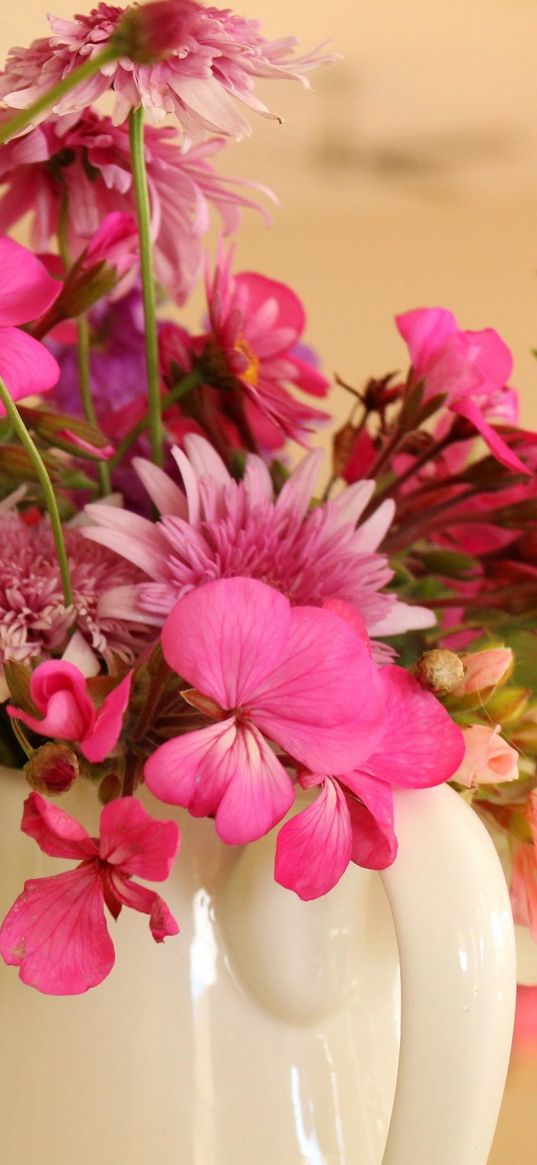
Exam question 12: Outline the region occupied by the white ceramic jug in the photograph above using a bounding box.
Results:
[0,765,516,1165]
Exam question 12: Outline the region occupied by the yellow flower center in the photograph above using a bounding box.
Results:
[234,337,259,386]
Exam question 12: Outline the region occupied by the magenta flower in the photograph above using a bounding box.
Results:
[0,2,329,141]
[396,307,528,474]
[275,667,465,899]
[0,792,180,994]
[0,236,60,407]
[81,209,139,282]
[145,576,386,844]
[84,435,435,662]
[8,660,132,763]
[0,111,272,304]
[202,246,330,446]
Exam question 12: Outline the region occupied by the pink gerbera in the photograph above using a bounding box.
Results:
[83,434,434,662]
[0,2,330,141]
[0,792,179,994]
[0,110,273,304]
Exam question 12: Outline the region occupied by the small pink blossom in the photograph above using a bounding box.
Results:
[0,792,179,994]
[145,576,386,843]
[0,236,60,407]
[0,2,330,141]
[82,210,139,281]
[8,660,132,763]
[84,434,435,662]
[275,665,464,899]
[396,307,528,474]
[453,647,513,696]
[453,724,519,788]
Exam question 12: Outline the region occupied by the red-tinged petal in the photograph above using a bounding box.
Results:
[0,237,61,325]
[396,307,457,376]
[21,792,97,860]
[9,659,96,742]
[214,724,294,844]
[344,776,397,870]
[361,665,464,788]
[275,778,352,900]
[452,398,530,475]
[0,866,114,995]
[99,796,179,881]
[250,605,385,773]
[144,717,238,810]
[0,327,59,406]
[81,671,132,763]
[161,577,292,709]
[108,872,179,943]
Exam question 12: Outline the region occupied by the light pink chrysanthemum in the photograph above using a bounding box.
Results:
[0,110,272,304]
[0,792,179,994]
[0,2,330,141]
[0,514,153,696]
[84,434,435,662]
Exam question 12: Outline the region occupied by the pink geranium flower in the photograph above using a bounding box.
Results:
[202,246,330,446]
[145,576,386,844]
[8,660,132,763]
[396,307,528,474]
[0,2,329,141]
[0,792,179,994]
[0,236,60,407]
[275,666,464,899]
[84,434,435,662]
[0,111,272,304]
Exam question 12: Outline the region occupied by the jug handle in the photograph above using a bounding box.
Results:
[380,784,516,1165]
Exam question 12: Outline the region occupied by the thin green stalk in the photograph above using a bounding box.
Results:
[77,315,111,495]
[0,47,118,146]
[108,370,201,471]
[129,106,163,467]
[0,377,73,606]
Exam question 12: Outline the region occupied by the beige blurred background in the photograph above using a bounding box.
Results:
[2,2,537,1162]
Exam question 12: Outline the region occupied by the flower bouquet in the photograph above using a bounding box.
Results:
[0,0,534,1002]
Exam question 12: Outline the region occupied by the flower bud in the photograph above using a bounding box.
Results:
[25,742,79,796]
[415,649,464,695]
[454,647,513,697]
[453,724,519,788]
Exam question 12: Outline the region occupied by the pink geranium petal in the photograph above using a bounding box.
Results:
[344,776,397,870]
[395,307,457,375]
[0,326,59,404]
[275,778,352,900]
[81,671,133,763]
[98,796,180,881]
[452,397,530,475]
[21,791,97,860]
[0,237,60,325]
[9,659,96,741]
[0,866,114,995]
[144,717,238,809]
[214,723,294,844]
[108,873,180,942]
[161,577,292,710]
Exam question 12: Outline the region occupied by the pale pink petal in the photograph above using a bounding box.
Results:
[275,778,352,899]
[108,873,179,942]
[344,776,397,870]
[81,671,132,763]
[360,665,464,787]
[132,457,188,517]
[144,717,238,810]
[84,504,171,580]
[0,237,60,325]
[161,577,292,710]
[243,454,273,505]
[0,326,59,405]
[21,791,97,860]
[250,604,385,772]
[452,397,530,475]
[396,307,457,375]
[329,479,376,527]
[367,600,436,636]
[99,796,180,880]
[98,584,161,623]
[214,723,294,843]
[0,866,114,995]
[183,433,231,487]
[276,448,324,520]
[353,499,395,552]
[61,629,100,677]
[170,445,201,525]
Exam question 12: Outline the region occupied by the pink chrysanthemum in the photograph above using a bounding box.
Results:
[84,434,434,662]
[0,109,272,304]
[0,514,153,697]
[0,2,330,141]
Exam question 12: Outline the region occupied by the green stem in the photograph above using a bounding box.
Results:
[77,316,111,495]
[108,371,201,471]
[0,47,118,146]
[0,377,73,606]
[129,106,163,467]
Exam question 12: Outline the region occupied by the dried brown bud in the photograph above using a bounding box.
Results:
[99,773,123,805]
[415,649,464,695]
[25,743,79,796]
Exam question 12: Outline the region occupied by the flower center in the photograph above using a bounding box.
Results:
[234,336,259,386]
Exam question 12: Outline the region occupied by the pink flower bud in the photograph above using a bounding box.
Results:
[454,648,513,696]
[25,742,79,795]
[453,724,519,788]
